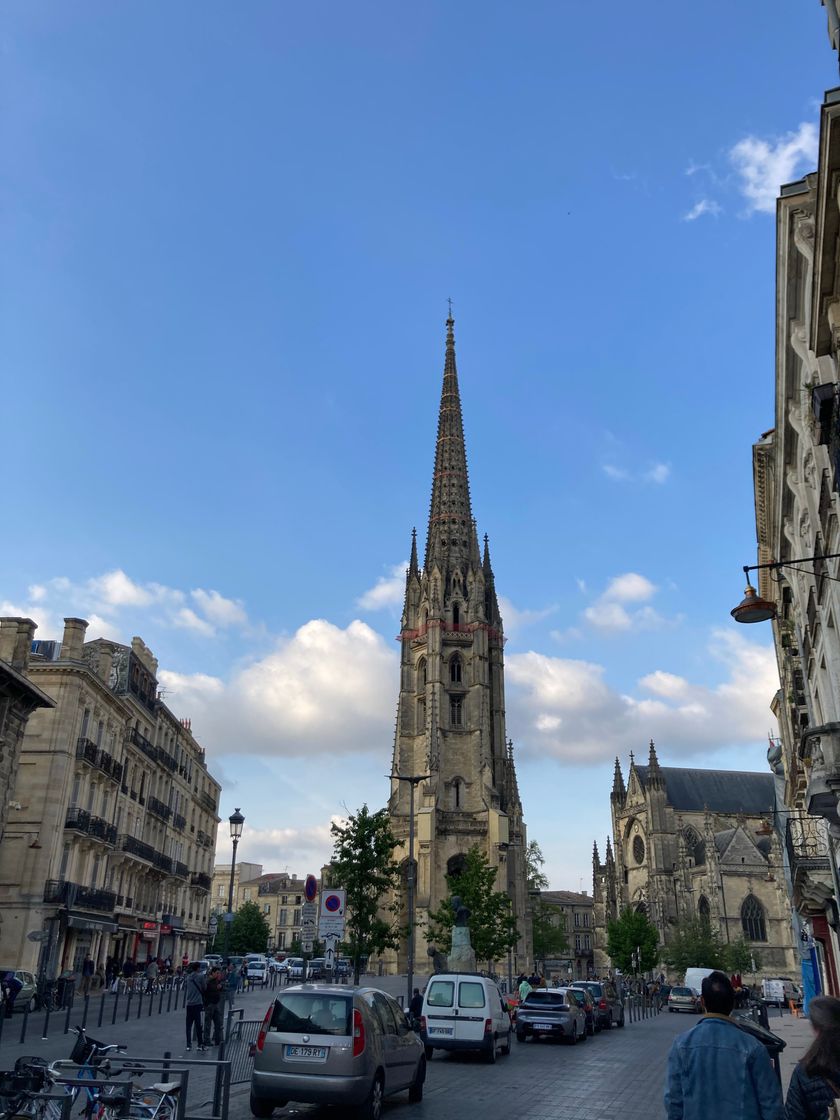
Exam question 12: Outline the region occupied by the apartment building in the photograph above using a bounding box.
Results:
[0,617,221,974]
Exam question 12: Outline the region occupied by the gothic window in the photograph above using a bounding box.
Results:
[416,697,426,733]
[417,658,427,689]
[698,895,711,922]
[634,900,648,917]
[633,835,645,864]
[681,826,706,867]
[452,779,462,809]
[450,655,463,684]
[450,696,463,727]
[741,895,767,942]
[452,603,460,626]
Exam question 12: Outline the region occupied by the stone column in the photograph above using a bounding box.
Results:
[60,618,88,661]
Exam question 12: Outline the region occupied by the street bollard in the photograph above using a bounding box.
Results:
[63,998,72,1035]
[98,993,106,1028]
[18,1005,28,1044]
[125,991,133,1022]
[137,990,144,1019]
[81,995,90,1028]
[112,989,120,1026]
[157,987,164,1015]
[166,984,173,1014]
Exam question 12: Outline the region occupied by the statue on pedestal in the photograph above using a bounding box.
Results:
[447,895,477,972]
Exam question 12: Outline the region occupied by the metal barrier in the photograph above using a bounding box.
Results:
[222,1009,264,1085]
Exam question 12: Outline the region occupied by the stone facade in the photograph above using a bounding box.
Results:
[0,617,221,975]
[538,890,595,979]
[385,317,531,975]
[0,619,55,848]
[593,743,799,981]
[746,88,840,996]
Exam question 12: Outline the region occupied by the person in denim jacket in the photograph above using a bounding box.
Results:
[665,971,783,1120]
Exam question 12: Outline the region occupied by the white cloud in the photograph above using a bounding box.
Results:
[683,199,721,222]
[505,628,778,763]
[161,619,397,757]
[88,569,169,608]
[729,122,818,215]
[603,573,656,603]
[645,463,671,484]
[602,464,630,481]
[356,562,408,611]
[603,461,672,485]
[191,589,248,628]
[497,596,557,634]
[215,817,342,870]
[172,607,216,637]
[580,572,670,633]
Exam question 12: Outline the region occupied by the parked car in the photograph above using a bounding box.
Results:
[308,958,326,980]
[420,973,511,1062]
[516,988,587,1045]
[668,986,702,1014]
[285,957,306,980]
[204,954,223,967]
[268,959,289,975]
[0,969,37,1013]
[565,985,599,1036]
[247,960,268,985]
[569,981,624,1029]
[336,959,352,979]
[250,984,425,1120]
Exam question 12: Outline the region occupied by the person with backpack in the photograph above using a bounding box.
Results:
[184,962,206,1052]
[785,995,840,1119]
[203,967,225,1048]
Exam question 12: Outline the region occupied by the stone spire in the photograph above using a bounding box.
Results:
[611,757,626,805]
[425,315,474,570]
[647,738,665,789]
[592,839,601,870]
[605,835,614,865]
[408,527,419,578]
[483,534,501,626]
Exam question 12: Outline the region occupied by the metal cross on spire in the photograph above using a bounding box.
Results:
[447,296,453,319]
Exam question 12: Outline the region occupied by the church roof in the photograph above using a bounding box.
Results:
[633,765,775,815]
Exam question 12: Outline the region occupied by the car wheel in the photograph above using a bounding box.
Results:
[501,1029,511,1056]
[516,1029,526,1043]
[249,1093,274,1118]
[485,1033,497,1063]
[408,1058,425,1103]
[357,1073,384,1120]
[424,1045,434,1061]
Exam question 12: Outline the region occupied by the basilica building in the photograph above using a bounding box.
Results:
[593,741,798,980]
[383,316,531,974]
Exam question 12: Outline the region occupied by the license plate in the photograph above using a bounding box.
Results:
[533,1022,554,1030]
[430,1026,453,1036]
[285,1045,328,1061]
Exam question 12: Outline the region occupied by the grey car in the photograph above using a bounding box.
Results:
[250,984,425,1120]
[516,988,588,1045]
[569,980,625,1028]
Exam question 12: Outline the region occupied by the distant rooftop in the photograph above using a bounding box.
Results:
[633,765,775,815]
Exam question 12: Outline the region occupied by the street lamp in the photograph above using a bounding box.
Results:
[389,773,430,1009]
[223,808,245,960]
[731,553,840,623]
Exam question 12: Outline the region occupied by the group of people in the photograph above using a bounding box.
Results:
[665,970,840,1120]
[183,962,241,1051]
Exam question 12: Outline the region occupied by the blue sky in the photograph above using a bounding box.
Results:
[3,2,835,889]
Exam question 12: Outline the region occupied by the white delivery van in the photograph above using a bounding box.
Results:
[420,974,512,1063]
[763,978,798,1006]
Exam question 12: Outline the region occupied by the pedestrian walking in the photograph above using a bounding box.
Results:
[409,988,423,1022]
[784,995,840,1119]
[664,971,783,1120]
[518,976,532,1003]
[1,971,22,1018]
[80,955,95,996]
[145,958,158,992]
[184,962,206,1052]
[203,967,225,1048]
[224,963,241,1012]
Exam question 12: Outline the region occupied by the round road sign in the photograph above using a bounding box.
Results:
[304,875,318,903]
[324,893,342,913]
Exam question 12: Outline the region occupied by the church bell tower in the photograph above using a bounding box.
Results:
[387,314,530,973]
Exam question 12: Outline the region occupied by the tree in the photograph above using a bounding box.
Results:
[426,845,519,969]
[723,937,760,977]
[525,840,549,891]
[532,901,568,969]
[225,901,271,954]
[661,917,725,974]
[606,908,659,973]
[330,804,402,983]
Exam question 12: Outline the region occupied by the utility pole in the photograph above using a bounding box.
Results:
[390,772,430,1009]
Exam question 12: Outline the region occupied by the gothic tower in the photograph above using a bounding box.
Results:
[386,315,530,973]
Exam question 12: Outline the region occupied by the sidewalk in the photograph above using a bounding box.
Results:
[763,1004,814,1095]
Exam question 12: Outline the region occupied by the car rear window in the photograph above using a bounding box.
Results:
[566,990,586,1007]
[270,994,351,1036]
[458,982,486,1009]
[671,988,693,996]
[426,980,454,1008]
[523,992,567,1008]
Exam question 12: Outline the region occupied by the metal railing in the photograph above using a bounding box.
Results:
[43,880,117,912]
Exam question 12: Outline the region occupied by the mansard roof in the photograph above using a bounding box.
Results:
[633,765,774,815]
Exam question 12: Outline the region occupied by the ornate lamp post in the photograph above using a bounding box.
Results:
[389,773,429,1008]
[223,808,245,960]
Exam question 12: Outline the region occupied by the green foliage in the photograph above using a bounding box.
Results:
[330,804,402,983]
[289,938,324,958]
[723,938,760,977]
[426,845,518,968]
[226,901,271,954]
[606,908,659,973]
[662,918,725,974]
[525,840,549,891]
[532,900,568,966]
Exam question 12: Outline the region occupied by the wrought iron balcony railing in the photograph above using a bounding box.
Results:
[198,790,217,814]
[43,879,116,913]
[786,813,831,877]
[172,812,187,832]
[147,796,172,822]
[76,739,123,784]
[190,872,212,891]
[64,806,117,846]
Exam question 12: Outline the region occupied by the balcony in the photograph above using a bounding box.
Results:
[158,748,177,773]
[786,813,835,914]
[119,834,157,865]
[803,723,840,825]
[172,812,187,831]
[129,727,158,763]
[198,791,217,814]
[173,860,189,879]
[64,806,118,846]
[153,852,173,874]
[147,796,172,823]
[114,895,134,911]
[44,879,116,913]
[76,739,123,785]
[191,872,211,891]
[196,829,212,848]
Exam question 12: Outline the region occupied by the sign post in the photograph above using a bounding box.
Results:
[300,875,318,979]
[318,890,346,984]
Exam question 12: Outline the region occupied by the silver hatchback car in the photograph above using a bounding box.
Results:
[250,984,425,1120]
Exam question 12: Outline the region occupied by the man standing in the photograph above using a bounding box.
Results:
[203,967,224,1048]
[184,963,206,1052]
[409,988,423,1022]
[223,963,240,1012]
[145,958,158,993]
[80,955,95,996]
[664,971,783,1120]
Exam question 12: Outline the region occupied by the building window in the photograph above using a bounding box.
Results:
[574,934,581,952]
[698,895,711,922]
[450,696,463,727]
[574,912,581,927]
[279,908,287,926]
[282,895,288,905]
[450,656,462,684]
[741,895,767,942]
[583,934,590,950]
[582,912,589,927]
[263,904,270,915]
[293,908,301,925]
[417,659,427,689]
[218,885,225,899]
[633,835,645,864]
[278,932,286,949]
[244,889,252,902]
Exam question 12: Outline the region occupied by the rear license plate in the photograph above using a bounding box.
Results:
[429,1026,453,1036]
[285,1045,327,1061]
[533,1022,554,1030]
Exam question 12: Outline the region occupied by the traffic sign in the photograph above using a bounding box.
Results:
[304,875,318,903]
[324,944,335,971]
[318,915,345,938]
[320,890,345,918]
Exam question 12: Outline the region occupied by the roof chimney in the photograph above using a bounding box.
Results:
[60,618,88,661]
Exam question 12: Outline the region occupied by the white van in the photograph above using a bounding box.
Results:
[420,974,512,1063]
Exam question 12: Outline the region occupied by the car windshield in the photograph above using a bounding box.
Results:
[578,983,600,996]
[523,992,567,1007]
[270,994,351,1036]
